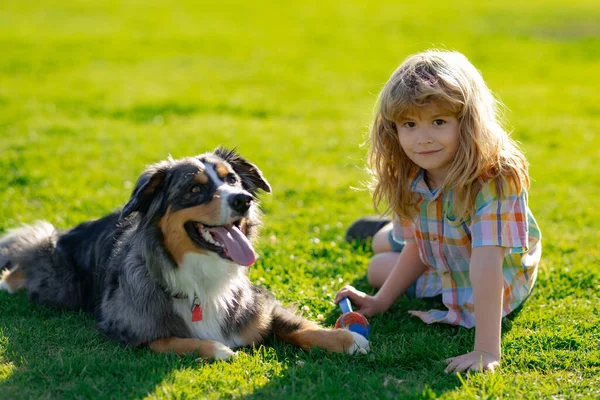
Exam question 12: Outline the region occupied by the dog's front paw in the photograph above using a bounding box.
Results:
[347,331,370,355]
[0,279,15,293]
[212,341,236,360]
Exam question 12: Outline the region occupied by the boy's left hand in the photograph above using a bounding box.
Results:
[444,350,500,373]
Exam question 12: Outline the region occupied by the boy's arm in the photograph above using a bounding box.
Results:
[335,242,428,317]
[445,245,505,373]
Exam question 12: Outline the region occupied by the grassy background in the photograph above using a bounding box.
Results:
[1,0,599,398]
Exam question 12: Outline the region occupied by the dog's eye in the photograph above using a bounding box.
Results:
[191,186,201,193]
[226,174,237,185]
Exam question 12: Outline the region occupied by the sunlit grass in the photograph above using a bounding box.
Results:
[1,0,599,398]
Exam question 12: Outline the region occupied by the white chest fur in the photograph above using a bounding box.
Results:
[164,252,250,348]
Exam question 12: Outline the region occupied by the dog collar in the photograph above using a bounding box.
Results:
[171,293,203,322]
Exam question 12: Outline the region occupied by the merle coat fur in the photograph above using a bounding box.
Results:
[0,148,369,359]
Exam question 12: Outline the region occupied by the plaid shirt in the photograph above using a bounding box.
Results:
[392,169,542,328]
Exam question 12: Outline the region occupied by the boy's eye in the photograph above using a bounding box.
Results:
[403,121,415,128]
[433,119,445,126]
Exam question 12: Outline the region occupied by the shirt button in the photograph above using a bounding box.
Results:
[431,237,439,243]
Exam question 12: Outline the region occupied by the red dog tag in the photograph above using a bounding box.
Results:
[191,296,202,322]
[191,305,203,322]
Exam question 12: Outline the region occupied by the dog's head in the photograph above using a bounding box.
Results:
[120,147,271,267]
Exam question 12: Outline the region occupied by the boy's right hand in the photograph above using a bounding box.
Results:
[334,285,386,317]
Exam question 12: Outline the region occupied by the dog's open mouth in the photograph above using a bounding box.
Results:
[184,221,256,267]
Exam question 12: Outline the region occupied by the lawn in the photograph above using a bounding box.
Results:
[0,0,599,398]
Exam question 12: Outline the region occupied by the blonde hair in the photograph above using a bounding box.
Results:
[369,49,529,221]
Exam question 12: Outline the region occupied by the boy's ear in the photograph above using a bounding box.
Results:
[213,147,271,195]
[120,163,169,220]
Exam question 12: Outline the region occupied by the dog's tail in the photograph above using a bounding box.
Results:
[0,221,56,267]
[0,221,86,310]
[0,221,57,294]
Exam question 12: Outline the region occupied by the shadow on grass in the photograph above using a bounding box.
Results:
[0,291,195,399]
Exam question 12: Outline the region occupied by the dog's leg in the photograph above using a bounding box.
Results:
[148,337,236,360]
[0,263,26,294]
[271,306,369,355]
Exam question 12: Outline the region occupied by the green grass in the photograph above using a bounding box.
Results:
[1,0,599,398]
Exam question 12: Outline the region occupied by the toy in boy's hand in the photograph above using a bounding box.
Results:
[335,297,370,339]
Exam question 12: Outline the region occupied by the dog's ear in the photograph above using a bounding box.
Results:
[120,162,169,220]
[214,147,271,195]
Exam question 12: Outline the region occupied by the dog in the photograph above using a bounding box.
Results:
[0,148,369,360]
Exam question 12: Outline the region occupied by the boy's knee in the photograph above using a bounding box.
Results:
[367,252,400,288]
[366,262,381,288]
[371,223,393,253]
[367,255,388,288]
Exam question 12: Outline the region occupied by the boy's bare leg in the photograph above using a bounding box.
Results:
[368,223,403,288]
[367,252,400,288]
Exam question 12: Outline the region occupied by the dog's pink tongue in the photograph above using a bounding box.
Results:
[208,226,256,267]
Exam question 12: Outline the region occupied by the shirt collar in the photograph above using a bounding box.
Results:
[410,169,443,200]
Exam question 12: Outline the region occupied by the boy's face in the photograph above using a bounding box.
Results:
[394,101,460,189]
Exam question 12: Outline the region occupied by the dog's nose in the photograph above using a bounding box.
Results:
[229,193,252,214]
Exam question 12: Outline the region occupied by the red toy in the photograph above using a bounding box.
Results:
[335,297,370,339]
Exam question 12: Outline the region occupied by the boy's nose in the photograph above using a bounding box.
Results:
[416,131,434,144]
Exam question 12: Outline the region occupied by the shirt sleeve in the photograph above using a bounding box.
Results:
[392,213,416,245]
[469,179,529,253]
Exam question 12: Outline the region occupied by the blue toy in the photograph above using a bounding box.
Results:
[335,297,370,339]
